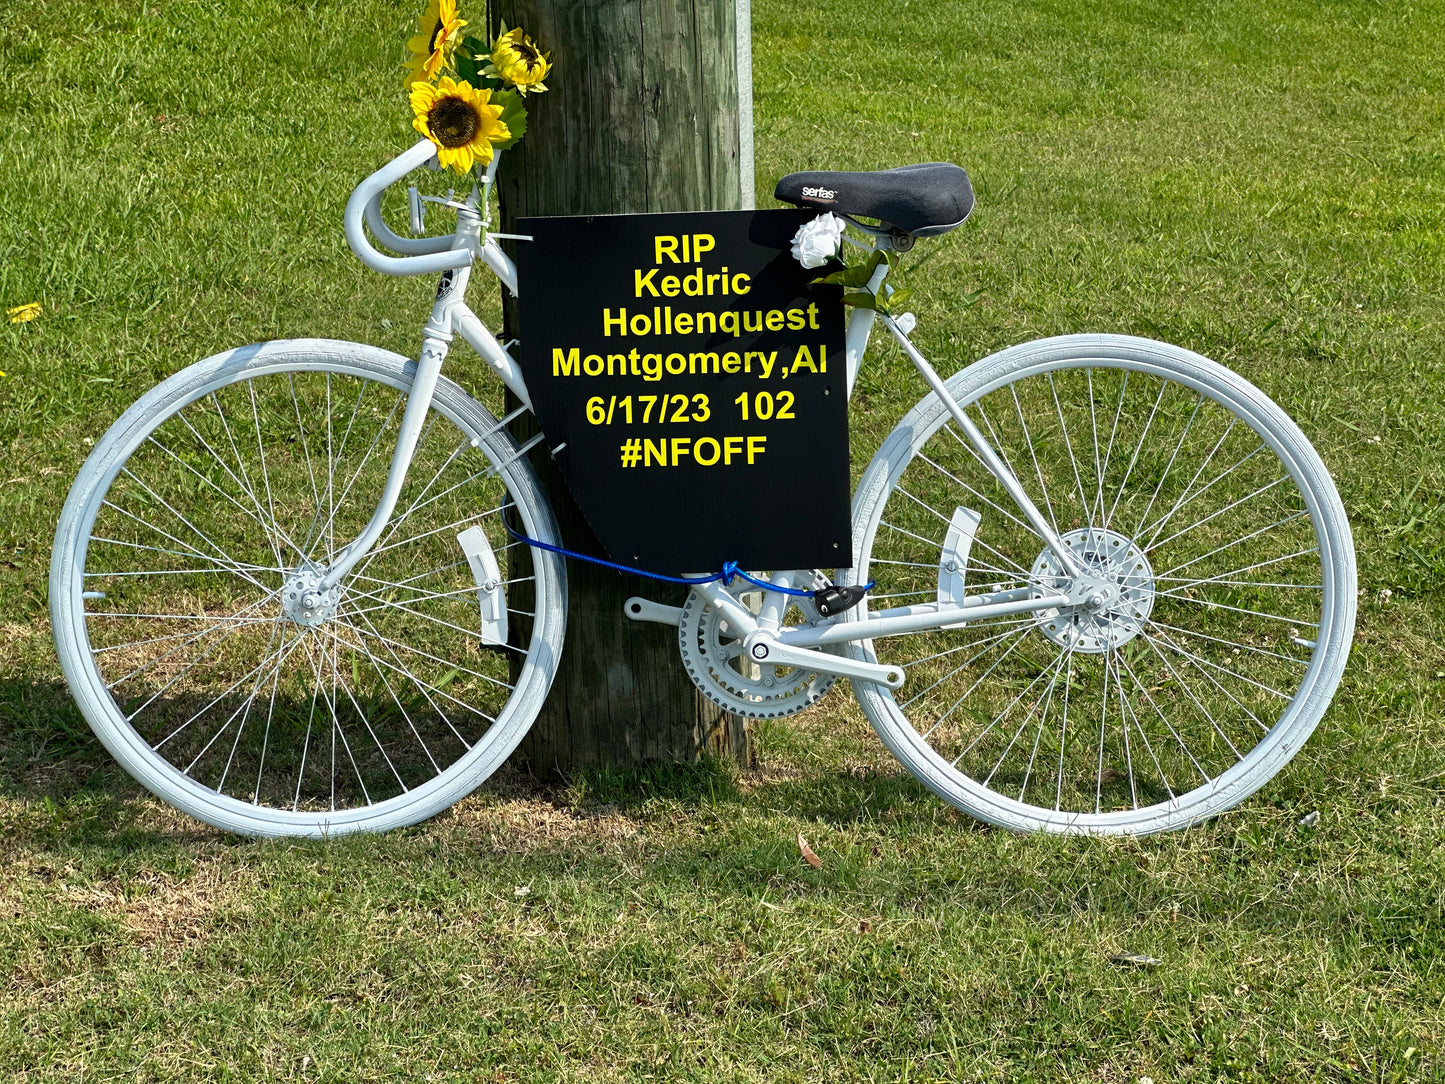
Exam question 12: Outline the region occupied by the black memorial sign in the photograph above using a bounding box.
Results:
[514,209,849,572]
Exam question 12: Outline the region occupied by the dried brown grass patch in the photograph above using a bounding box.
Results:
[441,793,641,851]
[54,861,254,950]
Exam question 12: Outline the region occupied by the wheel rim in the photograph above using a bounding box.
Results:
[62,357,553,828]
[852,347,1350,830]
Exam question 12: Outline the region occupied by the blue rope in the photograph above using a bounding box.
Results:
[501,516,843,597]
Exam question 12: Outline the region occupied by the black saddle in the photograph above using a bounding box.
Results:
[774,163,974,237]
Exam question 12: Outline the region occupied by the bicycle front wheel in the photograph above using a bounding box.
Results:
[50,339,566,837]
[847,334,1355,834]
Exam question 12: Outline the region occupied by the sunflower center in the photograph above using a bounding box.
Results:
[427,18,445,53]
[428,96,480,148]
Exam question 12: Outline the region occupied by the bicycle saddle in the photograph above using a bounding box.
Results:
[774,163,974,237]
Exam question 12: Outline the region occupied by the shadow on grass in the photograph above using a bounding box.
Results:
[0,678,119,795]
[563,754,746,812]
[0,676,964,866]
[557,751,969,835]
[9,698,1435,954]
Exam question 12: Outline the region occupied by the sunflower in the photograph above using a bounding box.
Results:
[484,24,550,94]
[403,0,466,88]
[411,76,510,173]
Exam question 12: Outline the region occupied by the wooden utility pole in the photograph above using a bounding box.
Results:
[490,0,751,775]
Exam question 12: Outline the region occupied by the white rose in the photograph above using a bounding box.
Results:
[790,213,846,268]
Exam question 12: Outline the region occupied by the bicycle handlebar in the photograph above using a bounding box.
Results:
[344,138,475,277]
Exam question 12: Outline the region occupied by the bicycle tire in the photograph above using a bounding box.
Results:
[844,334,1355,834]
[51,339,566,837]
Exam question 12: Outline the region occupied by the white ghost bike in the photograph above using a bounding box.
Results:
[49,138,1356,837]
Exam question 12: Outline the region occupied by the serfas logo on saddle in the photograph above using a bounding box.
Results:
[802,185,837,200]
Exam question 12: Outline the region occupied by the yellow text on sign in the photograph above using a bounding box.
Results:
[654,234,716,264]
[586,394,711,425]
[618,435,767,468]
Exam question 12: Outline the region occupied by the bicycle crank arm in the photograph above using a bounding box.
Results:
[623,597,684,626]
[742,635,905,690]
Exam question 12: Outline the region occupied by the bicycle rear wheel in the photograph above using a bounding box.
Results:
[51,339,566,837]
[846,334,1354,834]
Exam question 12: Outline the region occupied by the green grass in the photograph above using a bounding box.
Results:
[3,0,1445,1080]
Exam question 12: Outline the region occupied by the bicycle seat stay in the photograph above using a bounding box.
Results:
[774,163,974,237]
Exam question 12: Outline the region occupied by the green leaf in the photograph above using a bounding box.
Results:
[490,89,528,151]
[817,264,873,287]
[842,291,878,310]
[460,34,489,58]
[886,288,912,309]
[456,53,480,85]
[815,249,885,286]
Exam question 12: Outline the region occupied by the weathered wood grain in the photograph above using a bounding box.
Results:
[491,0,749,776]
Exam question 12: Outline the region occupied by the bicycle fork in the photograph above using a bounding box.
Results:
[315,316,458,595]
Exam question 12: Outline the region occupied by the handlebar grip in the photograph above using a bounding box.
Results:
[344,138,474,276]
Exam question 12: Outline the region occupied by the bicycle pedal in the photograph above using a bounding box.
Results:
[813,584,870,617]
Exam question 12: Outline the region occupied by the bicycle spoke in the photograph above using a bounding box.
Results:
[1153,590,1319,630]
[1052,649,1077,811]
[349,625,445,776]
[1008,382,1062,540]
[1094,651,1111,814]
[1014,648,1068,798]
[144,432,306,565]
[1144,624,1272,734]
[341,614,497,732]
[97,594,280,690]
[1094,368,1131,529]
[1104,375,1165,532]
[1142,442,1270,549]
[208,389,285,573]
[1153,546,1321,593]
[1047,372,1092,524]
[915,451,1036,538]
[1153,511,1310,580]
[901,620,1035,707]
[354,505,505,562]
[1130,390,1204,539]
[101,495,270,594]
[1115,651,1210,787]
[248,379,288,572]
[1144,618,1310,669]
[304,388,404,558]
[207,625,303,789]
[889,489,1031,577]
[1138,417,1238,548]
[978,649,1070,785]
[1136,628,1244,761]
[344,607,475,744]
[1147,473,1290,555]
[338,583,502,645]
[1141,620,1293,701]
[288,373,325,561]
[153,636,296,752]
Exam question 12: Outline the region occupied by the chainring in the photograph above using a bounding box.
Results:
[678,571,840,719]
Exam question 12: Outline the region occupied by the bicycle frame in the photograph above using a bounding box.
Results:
[331,139,1108,684]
